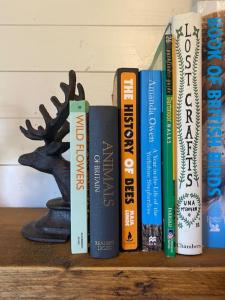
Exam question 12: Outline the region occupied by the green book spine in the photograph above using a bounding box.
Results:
[151,25,175,256]
[70,100,89,254]
[162,32,175,257]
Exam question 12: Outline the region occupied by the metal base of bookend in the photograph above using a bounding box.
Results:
[21,197,70,243]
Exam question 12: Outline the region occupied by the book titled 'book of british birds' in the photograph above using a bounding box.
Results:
[172,12,202,255]
[200,2,225,248]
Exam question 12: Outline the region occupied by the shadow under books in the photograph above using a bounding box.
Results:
[18,70,85,243]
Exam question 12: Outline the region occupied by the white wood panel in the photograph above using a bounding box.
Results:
[0,119,44,165]
[0,0,190,207]
[0,166,60,207]
[0,119,70,164]
[0,0,193,25]
[0,26,164,71]
[0,72,114,118]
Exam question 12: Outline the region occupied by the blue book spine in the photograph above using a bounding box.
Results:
[140,70,162,251]
[203,14,225,248]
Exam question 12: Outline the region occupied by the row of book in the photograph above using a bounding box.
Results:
[152,7,225,251]
[70,8,225,258]
[69,69,163,258]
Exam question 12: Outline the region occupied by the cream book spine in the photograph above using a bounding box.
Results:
[70,100,89,254]
[172,12,202,255]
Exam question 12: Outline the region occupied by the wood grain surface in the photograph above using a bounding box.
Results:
[0,208,225,299]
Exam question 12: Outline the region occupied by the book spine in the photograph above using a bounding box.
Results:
[172,12,202,255]
[202,13,225,248]
[89,106,119,258]
[162,33,176,257]
[140,70,162,251]
[116,68,139,250]
[70,100,89,254]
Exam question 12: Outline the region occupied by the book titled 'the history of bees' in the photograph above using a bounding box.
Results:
[70,100,89,254]
[89,106,119,258]
[140,70,162,251]
[172,12,202,255]
[112,68,139,251]
[199,1,225,248]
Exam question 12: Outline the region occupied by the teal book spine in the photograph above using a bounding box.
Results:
[70,100,89,254]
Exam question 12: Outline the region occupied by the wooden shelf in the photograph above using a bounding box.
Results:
[1,208,225,299]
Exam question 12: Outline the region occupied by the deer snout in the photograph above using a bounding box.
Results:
[18,153,32,167]
[18,148,55,173]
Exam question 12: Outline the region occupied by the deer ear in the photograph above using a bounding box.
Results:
[46,142,69,155]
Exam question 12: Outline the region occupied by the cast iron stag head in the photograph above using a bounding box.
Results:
[18,70,85,206]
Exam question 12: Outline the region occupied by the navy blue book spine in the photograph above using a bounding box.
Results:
[89,106,119,258]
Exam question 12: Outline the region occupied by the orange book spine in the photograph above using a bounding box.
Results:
[113,68,139,250]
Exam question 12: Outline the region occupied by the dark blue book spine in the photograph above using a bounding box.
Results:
[140,70,162,251]
[89,106,119,258]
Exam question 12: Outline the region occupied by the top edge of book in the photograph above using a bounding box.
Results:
[115,68,139,73]
[89,105,118,111]
[140,70,162,81]
[70,100,89,112]
[140,70,161,74]
[172,11,201,22]
[149,24,171,69]
[197,1,225,15]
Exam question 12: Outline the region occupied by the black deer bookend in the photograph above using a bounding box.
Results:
[18,70,85,243]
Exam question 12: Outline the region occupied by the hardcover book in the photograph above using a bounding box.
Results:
[140,70,162,251]
[70,100,89,254]
[151,25,176,257]
[112,68,139,251]
[172,12,202,255]
[199,1,225,248]
[89,106,119,258]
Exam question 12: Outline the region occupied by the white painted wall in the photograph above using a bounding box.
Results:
[0,0,194,207]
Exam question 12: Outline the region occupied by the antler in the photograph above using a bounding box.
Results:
[20,70,85,144]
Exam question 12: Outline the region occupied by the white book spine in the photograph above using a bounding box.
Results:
[172,12,202,255]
